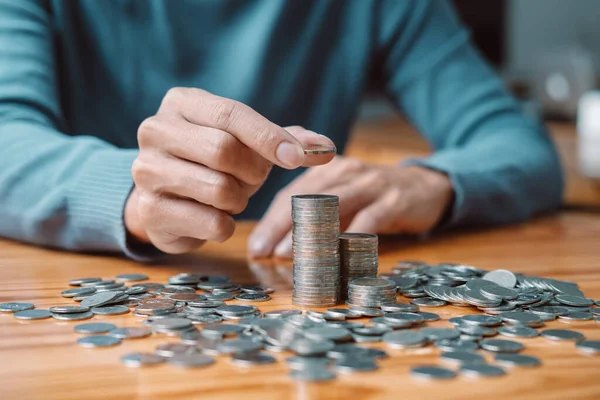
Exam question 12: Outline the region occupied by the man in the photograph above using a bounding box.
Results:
[0,0,563,260]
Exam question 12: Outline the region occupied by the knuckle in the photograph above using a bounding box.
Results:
[210,99,239,130]
[137,116,162,148]
[210,134,235,167]
[165,87,186,102]
[251,124,279,151]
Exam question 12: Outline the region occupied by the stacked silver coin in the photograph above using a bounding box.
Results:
[339,233,379,300]
[292,195,340,307]
[347,277,396,307]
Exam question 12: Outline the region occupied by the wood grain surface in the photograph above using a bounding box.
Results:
[0,120,599,400]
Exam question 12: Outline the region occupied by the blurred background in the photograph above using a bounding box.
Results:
[361,0,600,121]
[352,0,600,207]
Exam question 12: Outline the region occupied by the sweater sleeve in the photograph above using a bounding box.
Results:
[375,0,564,227]
[0,0,159,259]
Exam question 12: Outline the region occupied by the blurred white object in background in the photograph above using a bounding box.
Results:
[533,47,596,119]
[578,91,600,179]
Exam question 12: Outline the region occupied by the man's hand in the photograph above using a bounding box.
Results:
[125,88,335,254]
[248,156,454,258]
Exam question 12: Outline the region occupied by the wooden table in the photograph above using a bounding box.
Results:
[1,119,600,400]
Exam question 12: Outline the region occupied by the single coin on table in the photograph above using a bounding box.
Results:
[74,322,117,334]
[479,339,524,353]
[0,302,35,313]
[121,352,165,367]
[235,293,271,302]
[576,340,600,354]
[496,326,539,338]
[230,352,277,367]
[49,305,90,314]
[494,353,541,367]
[68,277,102,286]
[116,273,149,282]
[540,329,585,341]
[460,364,506,378]
[289,368,336,382]
[77,335,121,348]
[303,144,337,155]
[14,309,52,320]
[440,351,485,365]
[333,357,378,373]
[108,327,152,339]
[168,353,215,368]
[410,366,457,380]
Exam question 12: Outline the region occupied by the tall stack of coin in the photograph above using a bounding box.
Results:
[292,194,340,307]
[339,233,379,300]
[347,277,396,307]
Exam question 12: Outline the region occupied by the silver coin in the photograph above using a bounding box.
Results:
[576,340,600,354]
[289,338,335,356]
[49,305,90,314]
[201,323,245,337]
[230,352,276,367]
[304,327,351,342]
[52,311,94,320]
[540,329,585,341]
[0,302,35,313]
[411,298,447,307]
[116,273,149,282]
[352,325,392,336]
[121,352,165,367]
[479,339,524,353]
[482,269,517,288]
[434,339,479,352]
[494,353,541,367]
[384,312,424,325]
[77,335,121,348]
[264,309,302,319]
[168,353,215,368]
[418,312,441,322]
[187,314,223,325]
[380,303,419,313]
[440,351,485,365]
[286,356,330,370]
[333,357,378,373]
[61,287,96,298]
[411,365,456,380]
[558,312,593,321]
[346,306,384,317]
[555,294,594,307]
[74,322,117,334]
[14,309,51,320]
[81,279,115,287]
[155,343,198,357]
[497,326,539,338]
[460,314,502,327]
[215,305,257,315]
[216,338,263,354]
[460,364,506,377]
[326,308,362,319]
[80,291,121,308]
[68,277,102,286]
[204,292,235,301]
[91,305,130,315]
[151,317,192,330]
[420,328,460,341]
[289,368,336,382]
[109,327,152,339]
[383,330,428,349]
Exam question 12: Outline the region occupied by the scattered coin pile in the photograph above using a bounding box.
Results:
[339,233,379,299]
[2,262,600,382]
[291,194,340,307]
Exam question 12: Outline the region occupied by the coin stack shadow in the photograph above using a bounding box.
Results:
[339,233,379,301]
[292,194,340,307]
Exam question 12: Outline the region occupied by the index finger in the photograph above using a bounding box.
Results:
[163,88,322,170]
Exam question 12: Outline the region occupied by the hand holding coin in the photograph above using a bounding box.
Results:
[125,88,335,253]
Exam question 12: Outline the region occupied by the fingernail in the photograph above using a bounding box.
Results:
[276,141,304,168]
[274,239,293,258]
[248,236,271,258]
[317,134,335,146]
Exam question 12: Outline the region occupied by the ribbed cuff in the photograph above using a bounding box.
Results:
[67,148,164,261]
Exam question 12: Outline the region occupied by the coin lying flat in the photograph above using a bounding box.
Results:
[494,353,541,367]
[411,365,456,380]
[333,357,378,373]
[77,335,121,348]
[68,277,102,286]
[155,343,198,357]
[383,331,428,349]
[289,368,336,382]
[81,291,121,308]
[264,309,302,319]
[230,352,276,367]
[496,326,539,338]
[168,353,215,368]
[49,305,90,314]
[216,338,263,355]
[460,364,506,378]
[540,329,585,341]
[0,302,35,313]
[74,322,117,334]
[14,309,51,320]
[576,340,600,354]
[108,327,152,339]
[440,351,485,365]
[116,273,149,282]
[480,339,524,353]
[121,352,165,367]
[286,356,330,370]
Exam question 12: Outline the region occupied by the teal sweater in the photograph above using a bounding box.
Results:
[0,0,563,259]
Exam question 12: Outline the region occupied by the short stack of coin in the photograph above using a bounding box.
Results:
[339,233,379,300]
[292,194,340,307]
[347,277,396,307]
